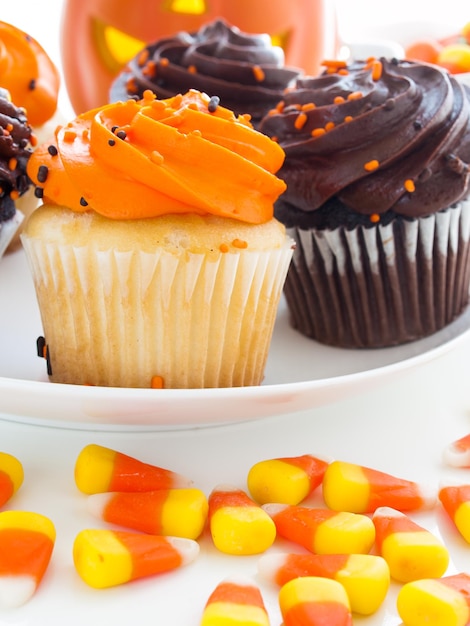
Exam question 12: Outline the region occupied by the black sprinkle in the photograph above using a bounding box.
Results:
[108,139,116,146]
[47,145,58,156]
[37,165,49,183]
[116,130,127,140]
[36,336,46,358]
[413,120,422,130]
[79,197,88,207]
[384,98,395,110]
[111,125,119,133]
[28,78,36,90]
[34,187,44,198]
[391,58,399,65]
[208,96,220,113]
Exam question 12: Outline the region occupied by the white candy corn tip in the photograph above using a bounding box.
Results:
[417,483,438,510]
[261,503,289,517]
[442,444,470,468]
[373,506,405,519]
[86,492,112,519]
[166,536,199,565]
[0,575,36,608]
[210,484,242,494]
[257,553,288,583]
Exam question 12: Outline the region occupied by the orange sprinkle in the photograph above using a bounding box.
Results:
[311,128,326,137]
[6,123,13,132]
[2,128,10,136]
[301,102,316,111]
[276,100,285,113]
[364,159,380,171]
[188,65,197,74]
[370,213,380,223]
[142,60,157,78]
[219,243,229,253]
[325,121,335,131]
[159,57,169,67]
[271,136,279,142]
[267,108,278,116]
[63,130,77,142]
[10,190,19,200]
[8,157,17,171]
[322,59,347,69]
[344,115,353,123]
[347,91,363,101]
[126,77,138,94]
[338,69,349,76]
[30,133,38,147]
[294,112,308,130]
[404,179,415,192]
[232,238,248,249]
[371,60,383,81]
[151,376,164,389]
[334,96,345,104]
[253,65,265,82]
[137,50,149,67]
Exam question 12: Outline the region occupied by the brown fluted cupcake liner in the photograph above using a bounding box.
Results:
[284,199,470,348]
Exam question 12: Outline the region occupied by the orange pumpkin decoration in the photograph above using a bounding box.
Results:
[60,0,339,114]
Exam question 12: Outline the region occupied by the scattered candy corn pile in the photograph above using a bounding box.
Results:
[1,438,470,624]
[405,22,470,74]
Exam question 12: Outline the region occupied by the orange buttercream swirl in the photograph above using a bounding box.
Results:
[27,90,287,224]
[0,21,60,127]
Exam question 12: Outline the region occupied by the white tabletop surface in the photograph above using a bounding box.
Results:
[1,2,470,625]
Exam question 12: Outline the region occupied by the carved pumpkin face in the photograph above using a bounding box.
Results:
[60,0,338,114]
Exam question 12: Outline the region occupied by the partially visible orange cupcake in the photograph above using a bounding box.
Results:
[22,89,294,389]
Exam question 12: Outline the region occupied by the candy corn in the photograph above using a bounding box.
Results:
[322,460,436,513]
[0,451,24,507]
[0,510,55,608]
[208,485,276,555]
[263,503,375,555]
[258,552,390,616]
[397,573,470,626]
[87,488,208,539]
[73,529,199,589]
[372,507,449,582]
[443,434,470,467]
[74,444,192,494]
[200,578,270,626]
[438,483,470,543]
[247,454,330,506]
[279,576,352,626]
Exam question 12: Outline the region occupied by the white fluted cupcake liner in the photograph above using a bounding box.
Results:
[21,236,294,388]
[284,198,470,348]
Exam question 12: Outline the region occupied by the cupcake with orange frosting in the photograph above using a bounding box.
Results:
[22,89,294,389]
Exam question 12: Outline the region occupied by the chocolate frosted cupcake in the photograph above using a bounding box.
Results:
[0,88,35,257]
[259,58,470,348]
[110,18,301,128]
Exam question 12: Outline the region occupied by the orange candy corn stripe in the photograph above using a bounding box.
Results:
[87,488,208,539]
[322,460,436,513]
[0,511,56,608]
[200,578,270,626]
[73,529,199,589]
[439,484,470,543]
[74,444,192,494]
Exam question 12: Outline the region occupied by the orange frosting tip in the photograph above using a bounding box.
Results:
[27,89,286,224]
[0,21,60,127]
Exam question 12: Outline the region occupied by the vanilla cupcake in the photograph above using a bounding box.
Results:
[22,90,294,388]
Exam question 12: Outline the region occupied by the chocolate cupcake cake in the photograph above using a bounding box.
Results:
[0,88,34,257]
[110,18,301,128]
[259,58,470,348]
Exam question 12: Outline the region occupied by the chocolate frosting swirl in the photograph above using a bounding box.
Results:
[0,88,33,222]
[110,19,301,128]
[258,58,470,226]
